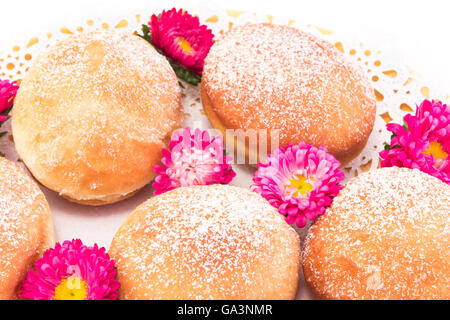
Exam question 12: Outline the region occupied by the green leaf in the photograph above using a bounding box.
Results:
[385,119,408,151]
[136,24,152,42]
[135,23,202,86]
[390,132,397,140]
[402,120,408,131]
[168,59,202,86]
[385,144,401,151]
[0,105,13,117]
[0,105,12,134]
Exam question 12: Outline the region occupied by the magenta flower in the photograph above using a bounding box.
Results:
[152,127,236,195]
[0,79,19,121]
[380,99,450,184]
[149,8,214,75]
[252,142,345,228]
[20,239,120,300]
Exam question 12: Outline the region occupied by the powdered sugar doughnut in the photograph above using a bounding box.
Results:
[303,167,450,300]
[201,23,376,165]
[12,30,183,205]
[0,157,55,300]
[110,184,300,299]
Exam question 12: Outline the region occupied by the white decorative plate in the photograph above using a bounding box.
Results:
[0,8,448,300]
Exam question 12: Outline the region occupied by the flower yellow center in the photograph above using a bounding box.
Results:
[423,141,448,166]
[285,174,314,198]
[177,37,193,55]
[53,276,87,300]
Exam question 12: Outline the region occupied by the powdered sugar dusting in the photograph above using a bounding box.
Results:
[12,30,182,201]
[0,158,51,299]
[303,167,450,299]
[203,23,376,153]
[110,185,300,299]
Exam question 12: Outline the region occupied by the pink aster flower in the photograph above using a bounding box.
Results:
[380,99,450,184]
[20,239,120,300]
[252,142,345,228]
[152,127,236,195]
[0,79,19,121]
[149,8,214,75]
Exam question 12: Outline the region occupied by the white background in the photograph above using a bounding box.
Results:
[0,0,449,92]
[0,0,448,299]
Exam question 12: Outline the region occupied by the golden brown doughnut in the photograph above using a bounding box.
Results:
[110,184,300,300]
[12,30,183,205]
[303,167,450,300]
[201,23,376,166]
[0,157,55,300]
